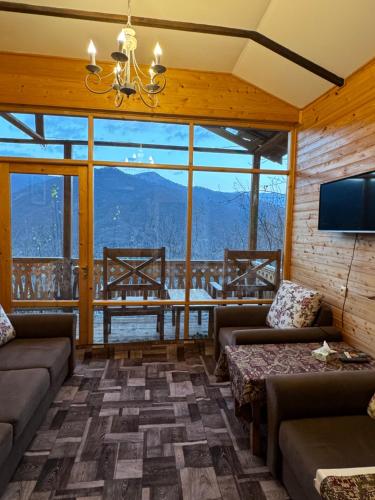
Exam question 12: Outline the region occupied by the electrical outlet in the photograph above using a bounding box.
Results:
[340,285,347,297]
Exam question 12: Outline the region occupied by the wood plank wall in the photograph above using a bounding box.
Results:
[291,58,375,355]
[0,52,299,124]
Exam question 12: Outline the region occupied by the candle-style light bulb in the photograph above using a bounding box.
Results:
[117,29,126,52]
[153,42,162,65]
[88,40,96,65]
[114,62,121,75]
[149,61,155,82]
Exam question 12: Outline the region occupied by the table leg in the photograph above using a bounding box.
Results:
[208,308,214,338]
[250,401,262,457]
[175,309,181,340]
[234,399,241,417]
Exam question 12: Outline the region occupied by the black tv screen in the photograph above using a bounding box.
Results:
[318,170,375,232]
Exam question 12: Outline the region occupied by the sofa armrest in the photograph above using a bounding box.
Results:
[232,326,342,345]
[8,313,77,377]
[266,370,375,478]
[214,305,270,359]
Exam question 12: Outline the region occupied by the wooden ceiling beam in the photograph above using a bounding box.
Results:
[0,136,251,155]
[255,131,286,155]
[0,1,345,87]
[202,126,260,151]
[35,113,45,138]
[0,112,44,140]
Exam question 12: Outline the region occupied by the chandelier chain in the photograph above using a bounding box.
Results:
[127,0,132,25]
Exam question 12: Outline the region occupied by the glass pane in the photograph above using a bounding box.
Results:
[11,174,79,300]
[257,174,287,251]
[0,113,88,159]
[192,171,251,261]
[193,125,289,169]
[94,166,188,344]
[94,118,189,165]
[261,154,289,171]
[43,115,88,141]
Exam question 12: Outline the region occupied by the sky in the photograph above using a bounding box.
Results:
[0,113,288,193]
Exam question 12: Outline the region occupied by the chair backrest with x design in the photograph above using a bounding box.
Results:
[102,247,166,301]
[222,249,281,298]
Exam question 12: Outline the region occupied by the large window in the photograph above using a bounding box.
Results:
[0,112,290,344]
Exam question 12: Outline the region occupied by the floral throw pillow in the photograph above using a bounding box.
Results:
[0,305,15,346]
[266,280,322,329]
[368,393,375,419]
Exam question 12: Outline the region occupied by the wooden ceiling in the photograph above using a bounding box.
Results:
[0,0,374,107]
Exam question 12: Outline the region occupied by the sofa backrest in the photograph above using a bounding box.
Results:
[314,304,333,327]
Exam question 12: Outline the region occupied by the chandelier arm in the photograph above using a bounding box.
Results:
[132,51,149,80]
[133,74,153,94]
[135,74,165,95]
[151,76,167,94]
[134,80,159,109]
[115,91,125,107]
[85,74,114,94]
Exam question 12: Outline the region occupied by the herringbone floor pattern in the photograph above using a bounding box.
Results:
[2,343,288,500]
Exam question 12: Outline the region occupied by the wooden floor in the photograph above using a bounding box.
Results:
[2,343,288,500]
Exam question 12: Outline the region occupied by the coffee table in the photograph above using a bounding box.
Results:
[167,288,214,339]
[215,342,375,456]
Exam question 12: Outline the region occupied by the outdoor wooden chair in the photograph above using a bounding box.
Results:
[209,249,282,299]
[102,247,167,343]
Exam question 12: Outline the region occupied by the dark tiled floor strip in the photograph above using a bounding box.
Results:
[1,343,289,500]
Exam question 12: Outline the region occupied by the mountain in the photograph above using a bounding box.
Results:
[11,169,285,260]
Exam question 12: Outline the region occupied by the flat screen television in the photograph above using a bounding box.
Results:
[318,170,375,232]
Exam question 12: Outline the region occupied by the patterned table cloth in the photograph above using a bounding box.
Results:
[214,342,375,406]
[320,474,375,500]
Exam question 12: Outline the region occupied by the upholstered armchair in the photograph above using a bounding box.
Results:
[214,304,339,361]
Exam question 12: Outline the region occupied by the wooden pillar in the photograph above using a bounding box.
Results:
[62,143,72,299]
[0,164,11,312]
[249,154,260,250]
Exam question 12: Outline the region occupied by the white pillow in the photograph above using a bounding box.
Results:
[0,305,15,346]
[266,280,322,329]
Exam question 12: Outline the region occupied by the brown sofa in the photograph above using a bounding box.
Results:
[0,313,76,496]
[266,370,375,500]
[214,304,337,360]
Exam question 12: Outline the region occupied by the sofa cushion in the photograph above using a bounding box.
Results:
[0,423,13,469]
[0,305,15,347]
[0,337,70,384]
[266,280,322,329]
[279,415,375,495]
[0,369,50,438]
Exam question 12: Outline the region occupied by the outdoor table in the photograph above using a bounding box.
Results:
[167,288,215,339]
[215,342,375,456]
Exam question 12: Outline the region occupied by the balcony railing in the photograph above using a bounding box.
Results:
[12,257,277,301]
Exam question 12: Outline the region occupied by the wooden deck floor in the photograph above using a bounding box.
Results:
[93,310,210,344]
